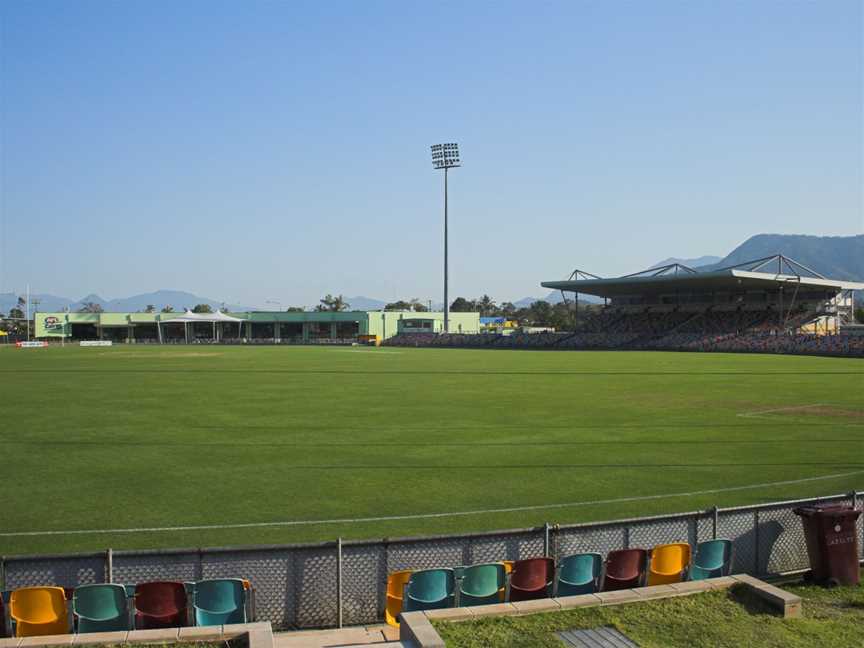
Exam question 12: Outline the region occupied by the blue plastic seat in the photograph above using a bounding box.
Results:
[73,584,130,633]
[557,553,602,596]
[459,563,505,607]
[690,539,733,580]
[403,569,455,613]
[192,579,247,626]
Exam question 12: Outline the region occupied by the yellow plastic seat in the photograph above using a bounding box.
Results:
[10,587,69,637]
[499,562,514,601]
[385,570,412,627]
[647,543,692,585]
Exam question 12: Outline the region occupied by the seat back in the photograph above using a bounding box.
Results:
[10,587,67,625]
[694,539,731,571]
[193,579,245,626]
[386,571,413,598]
[407,569,454,604]
[461,564,505,598]
[9,587,68,637]
[134,582,187,617]
[510,558,555,591]
[650,543,691,575]
[559,553,602,585]
[73,584,127,621]
[605,549,647,581]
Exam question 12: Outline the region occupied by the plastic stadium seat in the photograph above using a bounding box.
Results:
[192,579,246,626]
[133,582,188,629]
[9,587,69,637]
[690,539,733,580]
[385,571,412,627]
[603,549,648,591]
[647,543,692,585]
[509,558,555,601]
[557,553,603,596]
[459,563,506,607]
[403,569,455,613]
[73,584,130,633]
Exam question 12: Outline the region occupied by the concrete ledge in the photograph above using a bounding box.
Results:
[595,589,641,605]
[399,612,444,648]
[730,574,802,618]
[511,599,562,615]
[0,623,274,648]
[556,594,602,609]
[457,603,517,619]
[422,608,474,622]
[633,584,678,600]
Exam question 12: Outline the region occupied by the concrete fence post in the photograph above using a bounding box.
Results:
[106,548,113,583]
[754,510,761,574]
[712,506,719,540]
[336,537,343,629]
[543,523,550,558]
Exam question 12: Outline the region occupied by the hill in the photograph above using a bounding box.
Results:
[702,234,863,280]
[0,290,250,314]
[650,255,722,269]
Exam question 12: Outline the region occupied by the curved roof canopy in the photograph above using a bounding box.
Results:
[542,255,864,298]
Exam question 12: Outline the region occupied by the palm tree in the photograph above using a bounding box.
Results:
[478,294,497,316]
[318,294,350,312]
[161,305,175,313]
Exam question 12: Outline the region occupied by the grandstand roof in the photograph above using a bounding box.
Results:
[542,255,864,298]
[159,309,245,323]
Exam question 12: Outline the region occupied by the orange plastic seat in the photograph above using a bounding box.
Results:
[385,570,412,627]
[647,543,692,585]
[10,587,69,637]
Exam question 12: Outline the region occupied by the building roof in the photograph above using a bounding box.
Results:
[542,255,864,298]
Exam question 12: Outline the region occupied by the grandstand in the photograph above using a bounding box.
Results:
[390,254,864,357]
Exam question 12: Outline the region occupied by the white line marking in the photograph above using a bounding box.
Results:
[2,470,861,538]
[737,403,825,418]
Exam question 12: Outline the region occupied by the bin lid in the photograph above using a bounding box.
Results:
[793,504,861,518]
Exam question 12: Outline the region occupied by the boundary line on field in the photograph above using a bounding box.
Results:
[1,470,861,538]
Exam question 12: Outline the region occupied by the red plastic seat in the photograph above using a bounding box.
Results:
[603,549,648,591]
[134,582,188,629]
[508,558,555,601]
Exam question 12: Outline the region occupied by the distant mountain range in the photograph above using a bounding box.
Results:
[3,234,860,315]
[0,290,251,315]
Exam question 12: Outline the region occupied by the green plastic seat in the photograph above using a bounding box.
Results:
[403,569,454,613]
[192,579,246,626]
[459,563,505,607]
[73,584,130,633]
[690,540,733,580]
[557,553,602,596]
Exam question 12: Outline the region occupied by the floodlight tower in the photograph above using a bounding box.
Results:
[430,142,461,333]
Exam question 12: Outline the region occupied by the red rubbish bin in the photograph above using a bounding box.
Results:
[793,504,861,586]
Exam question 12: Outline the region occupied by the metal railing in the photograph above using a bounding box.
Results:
[1,491,861,631]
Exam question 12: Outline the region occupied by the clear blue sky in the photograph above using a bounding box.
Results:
[1,1,861,308]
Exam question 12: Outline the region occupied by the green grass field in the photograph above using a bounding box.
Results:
[1,345,861,556]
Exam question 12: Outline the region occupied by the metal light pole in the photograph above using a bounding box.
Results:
[430,143,461,333]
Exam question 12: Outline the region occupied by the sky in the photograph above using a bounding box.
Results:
[1,1,862,308]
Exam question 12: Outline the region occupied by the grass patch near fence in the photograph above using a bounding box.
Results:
[433,572,864,648]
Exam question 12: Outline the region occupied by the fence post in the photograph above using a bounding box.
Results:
[753,510,760,574]
[623,525,631,550]
[543,523,550,558]
[852,490,858,510]
[712,506,718,540]
[336,537,343,629]
[0,556,5,592]
[106,548,113,583]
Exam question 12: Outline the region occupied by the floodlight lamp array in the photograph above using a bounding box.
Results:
[431,142,461,169]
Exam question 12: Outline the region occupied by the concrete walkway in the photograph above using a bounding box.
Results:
[274,624,404,648]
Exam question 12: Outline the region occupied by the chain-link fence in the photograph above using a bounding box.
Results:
[2,492,861,630]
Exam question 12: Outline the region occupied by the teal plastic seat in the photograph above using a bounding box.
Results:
[690,540,733,580]
[192,579,246,626]
[459,563,505,606]
[73,584,130,633]
[403,569,455,613]
[557,553,602,596]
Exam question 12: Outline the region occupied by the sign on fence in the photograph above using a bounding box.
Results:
[15,341,48,348]
[80,340,113,347]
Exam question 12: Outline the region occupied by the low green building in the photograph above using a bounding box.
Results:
[34,310,480,342]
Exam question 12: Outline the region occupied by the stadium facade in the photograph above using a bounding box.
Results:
[33,309,481,343]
